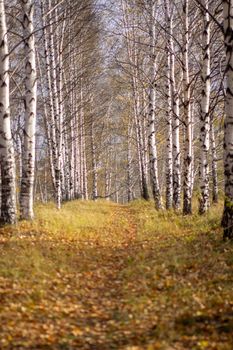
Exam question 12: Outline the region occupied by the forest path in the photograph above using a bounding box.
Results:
[0,200,233,350]
[0,202,153,350]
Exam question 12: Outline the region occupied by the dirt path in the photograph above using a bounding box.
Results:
[0,204,148,350]
[1,202,232,350]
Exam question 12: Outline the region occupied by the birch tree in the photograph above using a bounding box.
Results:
[164,0,173,210]
[199,0,211,214]
[19,0,37,220]
[147,0,162,209]
[121,0,150,201]
[182,0,193,215]
[222,0,233,239]
[91,112,98,200]
[0,0,17,225]
[210,118,218,203]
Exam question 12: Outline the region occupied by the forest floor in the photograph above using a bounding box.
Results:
[0,200,233,350]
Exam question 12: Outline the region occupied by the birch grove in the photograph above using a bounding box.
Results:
[0,0,232,240]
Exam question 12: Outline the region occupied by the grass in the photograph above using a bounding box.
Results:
[0,199,232,349]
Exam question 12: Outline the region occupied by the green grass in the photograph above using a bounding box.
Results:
[0,199,232,349]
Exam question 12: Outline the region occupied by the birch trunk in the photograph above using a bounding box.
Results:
[169,9,181,210]
[41,0,57,194]
[172,75,181,210]
[19,0,37,220]
[56,11,65,202]
[127,120,133,202]
[105,167,111,201]
[222,0,233,239]
[70,116,75,200]
[148,0,162,209]
[81,106,88,200]
[37,47,56,192]
[199,0,211,214]
[49,1,61,209]
[134,87,149,200]
[91,114,98,200]
[17,114,23,190]
[182,0,192,215]
[165,0,173,209]
[0,0,17,225]
[121,0,149,201]
[210,118,218,203]
[80,74,86,199]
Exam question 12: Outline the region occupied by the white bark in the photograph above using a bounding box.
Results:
[80,74,85,199]
[80,82,88,200]
[91,113,98,201]
[165,0,173,210]
[210,119,218,204]
[121,0,149,200]
[105,167,111,201]
[222,0,233,239]
[134,86,149,200]
[41,0,57,194]
[70,115,75,200]
[48,1,61,209]
[127,119,133,202]
[199,0,211,214]
[148,0,162,209]
[182,0,192,215]
[91,149,98,201]
[0,0,17,225]
[19,0,37,220]
[38,50,56,193]
[57,11,65,202]
[170,20,181,210]
[82,134,88,200]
